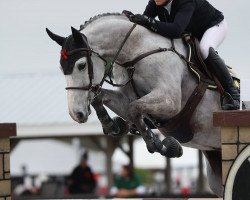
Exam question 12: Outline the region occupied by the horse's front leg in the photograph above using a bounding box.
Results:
[91,88,133,136]
[127,89,183,158]
[101,88,133,119]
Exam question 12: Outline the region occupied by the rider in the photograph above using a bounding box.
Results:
[124,0,240,110]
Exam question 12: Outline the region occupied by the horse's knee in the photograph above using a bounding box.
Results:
[127,101,142,121]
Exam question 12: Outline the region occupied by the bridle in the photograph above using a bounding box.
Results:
[65,47,108,95]
[65,23,137,96]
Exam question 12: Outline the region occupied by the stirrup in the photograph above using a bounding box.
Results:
[221,92,240,110]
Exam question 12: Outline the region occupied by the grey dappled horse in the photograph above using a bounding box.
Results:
[47,14,223,196]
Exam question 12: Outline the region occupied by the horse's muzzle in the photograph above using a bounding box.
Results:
[70,111,89,123]
[76,112,87,123]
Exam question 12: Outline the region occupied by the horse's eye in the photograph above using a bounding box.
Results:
[78,63,86,71]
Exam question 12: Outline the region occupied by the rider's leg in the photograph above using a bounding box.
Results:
[199,20,239,110]
[200,19,228,59]
[205,48,240,110]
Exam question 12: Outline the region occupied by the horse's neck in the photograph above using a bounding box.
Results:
[82,17,136,61]
[82,17,173,62]
[82,16,196,105]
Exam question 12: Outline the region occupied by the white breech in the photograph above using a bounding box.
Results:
[199,19,228,59]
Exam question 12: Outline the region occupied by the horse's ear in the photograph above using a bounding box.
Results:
[46,28,66,46]
[71,26,84,45]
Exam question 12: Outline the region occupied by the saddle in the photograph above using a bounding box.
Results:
[144,34,240,143]
[182,33,240,93]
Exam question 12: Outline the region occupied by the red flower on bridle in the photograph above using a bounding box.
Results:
[61,49,68,60]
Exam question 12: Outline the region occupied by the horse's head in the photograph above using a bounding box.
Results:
[46,27,106,123]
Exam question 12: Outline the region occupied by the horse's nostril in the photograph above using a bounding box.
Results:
[76,112,84,120]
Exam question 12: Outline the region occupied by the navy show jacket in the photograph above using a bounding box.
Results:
[143,0,224,40]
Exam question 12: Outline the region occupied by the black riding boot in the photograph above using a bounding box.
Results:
[204,47,240,110]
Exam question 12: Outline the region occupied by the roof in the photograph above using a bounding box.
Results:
[0,74,103,137]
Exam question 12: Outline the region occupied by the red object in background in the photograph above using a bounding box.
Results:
[84,172,92,178]
[98,186,107,196]
[64,187,69,195]
[35,187,40,194]
[94,173,100,182]
[94,173,108,196]
[181,186,191,196]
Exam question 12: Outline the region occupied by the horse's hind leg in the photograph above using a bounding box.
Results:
[202,150,223,197]
[127,89,183,158]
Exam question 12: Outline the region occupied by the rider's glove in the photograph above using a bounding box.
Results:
[122,10,135,20]
[130,14,157,32]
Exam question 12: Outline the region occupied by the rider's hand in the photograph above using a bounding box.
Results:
[130,14,157,33]
[130,14,149,26]
[122,10,134,20]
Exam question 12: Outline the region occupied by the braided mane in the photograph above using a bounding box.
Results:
[79,12,126,30]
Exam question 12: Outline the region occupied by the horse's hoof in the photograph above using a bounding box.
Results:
[111,117,129,137]
[162,136,183,158]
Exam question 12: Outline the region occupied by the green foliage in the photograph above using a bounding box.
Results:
[135,168,153,185]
